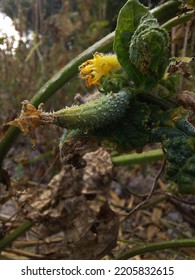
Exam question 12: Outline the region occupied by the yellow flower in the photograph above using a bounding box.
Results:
[79,52,121,87]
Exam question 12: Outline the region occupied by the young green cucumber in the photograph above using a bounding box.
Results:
[53,91,130,130]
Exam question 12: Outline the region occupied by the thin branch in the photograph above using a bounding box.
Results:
[165,192,195,205]
[116,237,195,259]
[123,159,166,217]
[4,248,44,259]
[13,237,64,247]
[180,20,191,91]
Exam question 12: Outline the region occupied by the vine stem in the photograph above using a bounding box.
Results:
[116,238,195,259]
[162,11,194,30]
[111,149,164,166]
[0,0,185,166]
[0,220,34,252]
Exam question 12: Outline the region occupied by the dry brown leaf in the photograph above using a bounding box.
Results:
[82,148,113,195]
[66,202,119,259]
[182,248,195,258]
[177,90,195,111]
[14,148,117,259]
[158,178,167,191]
[151,207,162,225]
[166,58,193,80]
[172,26,185,46]
[156,231,168,240]
[147,225,159,241]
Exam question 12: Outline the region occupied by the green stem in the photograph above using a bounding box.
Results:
[112,149,164,166]
[138,92,176,110]
[162,11,194,30]
[116,238,195,259]
[0,1,185,166]
[0,126,21,168]
[152,0,181,24]
[0,220,34,252]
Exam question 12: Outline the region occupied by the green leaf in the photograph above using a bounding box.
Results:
[178,154,195,194]
[150,107,193,142]
[92,99,151,152]
[148,105,195,194]
[154,75,180,100]
[163,136,195,194]
[129,14,170,87]
[114,0,148,85]
[114,0,170,89]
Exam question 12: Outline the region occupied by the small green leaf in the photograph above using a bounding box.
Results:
[163,136,195,194]
[129,14,170,87]
[114,0,170,89]
[92,99,151,152]
[114,0,148,85]
[178,154,195,194]
[0,37,6,45]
